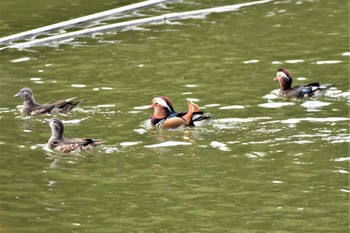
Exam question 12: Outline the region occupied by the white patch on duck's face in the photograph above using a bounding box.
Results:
[49,120,58,131]
[276,71,289,79]
[153,97,172,112]
[275,71,292,84]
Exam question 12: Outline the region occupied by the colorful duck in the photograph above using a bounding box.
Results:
[14,87,85,116]
[149,96,212,129]
[45,118,102,153]
[273,69,333,98]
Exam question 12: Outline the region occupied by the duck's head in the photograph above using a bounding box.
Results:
[45,118,64,137]
[274,69,292,90]
[150,96,175,119]
[14,87,33,98]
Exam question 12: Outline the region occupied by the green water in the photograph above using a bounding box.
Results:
[0,0,349,232]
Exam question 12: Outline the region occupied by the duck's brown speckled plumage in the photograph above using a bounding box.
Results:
[46,118,102,153]
[14,87,85,116]
[273,69,333,98]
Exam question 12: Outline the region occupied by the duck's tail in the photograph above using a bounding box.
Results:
[310,84,334,97]
[191,112,213,126]
[68,98,87,109]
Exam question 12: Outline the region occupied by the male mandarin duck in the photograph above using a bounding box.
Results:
[14,87,85,116]
[45,118,102,153]
[273,69,333,98]
[149,96,212,129]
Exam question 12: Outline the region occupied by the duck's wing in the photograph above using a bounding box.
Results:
[159,116,188,129]
[29,104,55,116]
[52,138,102,153]
[300,83,333,97]
[284,84,319,98]
[165,111,212,127]
[44,97,86,114]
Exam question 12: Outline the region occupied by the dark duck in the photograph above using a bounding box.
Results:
[273,69,333,98]
[45,118,102,153]
[14,87,85,116]
[149,96,212,129]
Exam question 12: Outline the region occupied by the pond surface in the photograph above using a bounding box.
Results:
[0,0,349,232]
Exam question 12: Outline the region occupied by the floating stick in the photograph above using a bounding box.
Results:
[0,0,169,44]
[1,0,273,50]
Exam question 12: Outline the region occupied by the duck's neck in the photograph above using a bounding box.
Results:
[153,107,169,120]
[52,132,63,140]
[23,95,38,108]
[280,79,292,91]
[51,127,64,140]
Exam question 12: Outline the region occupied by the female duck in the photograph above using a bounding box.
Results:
[150,96,212,129]
[46,118,102,153]
[14,87,85,116]
[273,69,333,98]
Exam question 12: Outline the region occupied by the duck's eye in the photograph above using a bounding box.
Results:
[155,102,158,105]
[53,120,56,124]
[21,90,24,93]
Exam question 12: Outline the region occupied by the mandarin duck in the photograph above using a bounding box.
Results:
[14,87,85,116]
[45,118,102,153]
[149,96,212,129]
[273,69,333,98]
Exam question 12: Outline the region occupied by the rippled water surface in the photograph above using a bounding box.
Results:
[0,0,349,232]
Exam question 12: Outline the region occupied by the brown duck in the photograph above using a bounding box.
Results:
[14,87,85,116]
[273,69,334,98]
[45,118,102,153]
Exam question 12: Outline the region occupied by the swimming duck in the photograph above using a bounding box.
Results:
[274,69,333,98]
[150,96,212,129]
[45,118,102,153]
[14,87,85,116]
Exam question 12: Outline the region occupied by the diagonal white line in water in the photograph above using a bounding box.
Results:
[0,0,170,44]
[1,0,274,50]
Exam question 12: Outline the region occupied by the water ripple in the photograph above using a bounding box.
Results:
[219,105,245,110]
[144,141,192,148]
[120,141,142,147]
[315,60,342,64]
[262,117,349,124]
[210,141,230,151]
[258,102,295,108]
[10,57,31,63]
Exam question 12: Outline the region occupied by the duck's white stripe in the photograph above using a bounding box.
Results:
[154,97,172,112]
[156,119,165,128]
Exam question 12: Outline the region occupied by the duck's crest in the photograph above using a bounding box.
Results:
[158,96,175,113]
